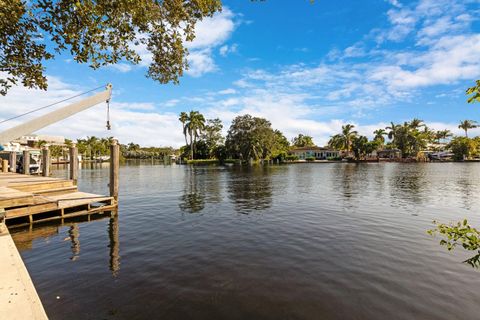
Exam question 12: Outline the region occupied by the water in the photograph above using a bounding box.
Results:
[10,162,480,319]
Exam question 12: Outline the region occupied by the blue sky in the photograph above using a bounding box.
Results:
[1,0,480,146]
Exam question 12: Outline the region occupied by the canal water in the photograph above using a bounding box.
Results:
[10,162,480,319]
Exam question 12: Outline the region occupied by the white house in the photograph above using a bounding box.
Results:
[290,146,340,160]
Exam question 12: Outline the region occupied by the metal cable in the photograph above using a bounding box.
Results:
[0,84,108,125]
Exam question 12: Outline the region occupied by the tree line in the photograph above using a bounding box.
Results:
[36,136,175,160]
[178,112,480,162]
[178,111,291,161]
[328,119,480,160]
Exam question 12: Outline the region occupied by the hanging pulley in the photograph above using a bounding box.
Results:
[106,99,111,130]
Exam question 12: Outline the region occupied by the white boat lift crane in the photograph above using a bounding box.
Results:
[0,84,112,150]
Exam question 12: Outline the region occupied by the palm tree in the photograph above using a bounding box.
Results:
[386,122,398,141]
[373,129,387,144]
[435,129,452,144]
[409,118,425,129]
[185,111,206,160]
[341,124,357,154]
[292,134,315,147]
[328,124,357,155]
[458,120,478,137]
[179,112,189,146]
[86,136,98,160]
[34,139,47,149]
[328,134,343,150]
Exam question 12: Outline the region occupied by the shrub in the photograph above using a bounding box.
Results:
[305,156,315,161]
[186,159,219,165]
[284,155,299,161]
[428,220,480,268]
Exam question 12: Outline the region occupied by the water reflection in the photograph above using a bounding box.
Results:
[108,213,120,277]
[332,164,365,200]
[68,224,80,261]
[179,167,206,213]
[15,163,480,319]
[227,166,273,214]
[389,164,428,205]
[11,212,119,276]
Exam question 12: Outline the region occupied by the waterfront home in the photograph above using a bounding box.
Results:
[377,149,401,159]
[13,134,65,148]
[290,146,340,160]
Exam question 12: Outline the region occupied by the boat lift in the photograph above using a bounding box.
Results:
[0,84,113,152]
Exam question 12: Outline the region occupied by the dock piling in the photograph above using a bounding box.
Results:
[2,159,8,173]
[9,151,16,173]
[41,146,50,177]
[22,150,30,175]
[69,144,78,184]
[110,139,119,201]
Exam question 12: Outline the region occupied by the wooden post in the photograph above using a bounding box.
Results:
[69,144,78,184]
[9,152,16,173]
[22,150,30,175]
[110,139,119,201]
[2,159,8,173]
[41,146,50,177]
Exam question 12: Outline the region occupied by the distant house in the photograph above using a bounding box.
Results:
[13,134,65,147]
[377,149,401,159]
[290,146,340,160]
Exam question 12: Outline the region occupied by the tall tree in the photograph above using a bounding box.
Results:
[458,120,478,137]
[226,114,281,160]
[328,124,357,154]
[291,134,315,147]
[201,118,224,158]
[373,129,387,144]
[385,120,433,158]
[341,124,357,153]
[409,118,425,129]
[435,129,452,144]
[179,112,189,147]
[351,135,368,160]
[185,111,206,160]
[0,0,222,95]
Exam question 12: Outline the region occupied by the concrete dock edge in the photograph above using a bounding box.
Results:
[0,221,48,320]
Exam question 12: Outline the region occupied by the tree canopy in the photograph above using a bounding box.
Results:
[467,80,480,104]
[0,0,222,95]
[225,114,289,160]
[458,120,478,138]
[291,134,315,148]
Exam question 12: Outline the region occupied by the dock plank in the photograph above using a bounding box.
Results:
[0,187,35,208]
[0,172,115,224]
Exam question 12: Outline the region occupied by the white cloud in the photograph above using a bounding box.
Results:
[186,50,217,77]
[184,8,237,76]
[219,43,238,57]
[218,88,237,95]
[370,34,480,90]
[108,63,132,73]
[163,99,180,108]
[186,9,235,50]
[386,0,403,8]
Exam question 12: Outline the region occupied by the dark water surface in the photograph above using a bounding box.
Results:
[11,162,480,319]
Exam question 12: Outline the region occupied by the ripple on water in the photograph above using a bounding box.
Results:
[12,162,480,320]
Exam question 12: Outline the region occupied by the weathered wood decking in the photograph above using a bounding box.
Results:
[0,172,116,226]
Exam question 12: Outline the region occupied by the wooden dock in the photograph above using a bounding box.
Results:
[0,172,116,226]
